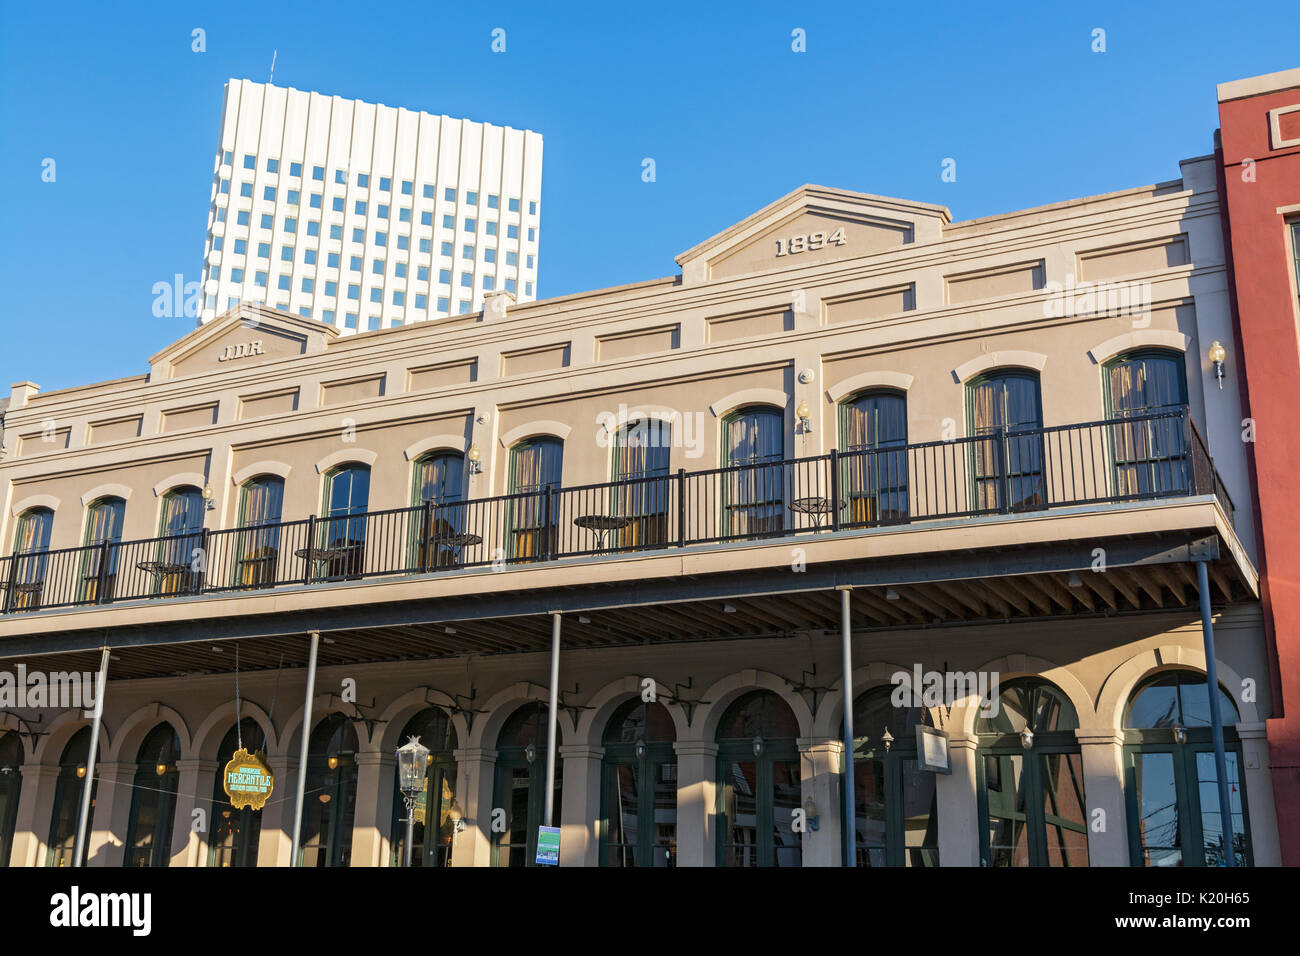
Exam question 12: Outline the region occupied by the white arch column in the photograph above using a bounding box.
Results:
[558,744,603,867]
[672,740,717,867]
[1238,722,1282,866]
[798,736,843,866]
[1075,728,1129,866]
[452,747,496,867]
[936,733,979,866]
[351,751,394,867]
[86,760,132,867]
[10,764,58,866]
[170,758,218,867]
[259,752,295,866]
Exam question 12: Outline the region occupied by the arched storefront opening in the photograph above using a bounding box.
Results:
[600,699,677,866]
[298,714,359,867]
[491,702,561,866]
[848,686,939,866]
[123,723,181,867]
[47,728,96,867]
[976,677,1088,867]
[209,718,264,867]
[389,708,458,867]
[716,690,801,867]
[1123,669,1249,867]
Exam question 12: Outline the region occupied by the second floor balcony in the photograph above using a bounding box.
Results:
[0,408,1241,620]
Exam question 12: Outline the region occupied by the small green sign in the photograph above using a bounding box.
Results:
[536,826,561,866]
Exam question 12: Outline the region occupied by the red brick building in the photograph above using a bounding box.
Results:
[1217,67,1300,865]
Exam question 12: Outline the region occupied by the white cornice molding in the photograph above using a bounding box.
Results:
[314,448,379,474]
[79,483,132,507]
[1087,329,1190,365]
[825,371,915,404]
[952,351,1048,384]
[231,460,292,486]
[710,388,790,418]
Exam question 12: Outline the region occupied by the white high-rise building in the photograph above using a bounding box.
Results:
[200,79,544,331]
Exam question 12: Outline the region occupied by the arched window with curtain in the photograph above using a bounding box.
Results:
[389,708,459,866]
[848,686,939,866]
[9,507,53,611]
[491,702,562,866]
[411,451,467,570]
[1123,670,1249,867]
[722,406,785,539]
[0,732,23,866]
[839,390,909,527]
[321,464,370,578]
[154,486,204,595]
[508,438,563,561]
[209,718,264,867]
[79,496,125,603]
[600,699,677,866]
[976,677,1088,867]
[968,370,1045,513]
[47,728,96,867]
[716,690,801,867]
[235,475,284,588]
[1105,349,1191,499]
[613,419,672,549]
[123,724,181,867]
[298,714,359,867]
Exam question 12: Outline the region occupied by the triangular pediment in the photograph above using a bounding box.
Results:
[675,185,950,285]
[150,305,338,380]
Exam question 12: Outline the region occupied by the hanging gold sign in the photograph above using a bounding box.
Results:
[223,748,274,810]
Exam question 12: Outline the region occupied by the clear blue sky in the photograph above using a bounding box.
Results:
[1,0,1296,392]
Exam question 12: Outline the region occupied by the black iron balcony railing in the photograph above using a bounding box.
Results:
[0,409,1235,616]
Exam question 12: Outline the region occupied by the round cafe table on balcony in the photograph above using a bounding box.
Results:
[136,560,193,578]
[791,496,845,531]
[294,545,356,579]
[573,514,631,553]
[424,531,483,567]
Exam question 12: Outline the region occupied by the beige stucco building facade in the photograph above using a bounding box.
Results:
[0,162,1279,867]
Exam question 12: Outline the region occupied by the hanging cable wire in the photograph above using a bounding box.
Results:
[234,644,243,752]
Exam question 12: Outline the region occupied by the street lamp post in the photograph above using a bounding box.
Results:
[395,736,431,868]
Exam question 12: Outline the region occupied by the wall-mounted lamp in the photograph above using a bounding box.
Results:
[524,742,537,765]
[76,765,87,779]
[803,797,820,831]
[1020,727,1035,750]
[751,735,765,758]
[881,727,894,752]
[634,739,648,760]
[1208,341,1227,390]
[448,799,467,833]
[327,754,339,770]
[795,399,812,434]
[202,483,216,511]
[155,762,168,777]
[467,445,483,474]
[1172,721,1188,746]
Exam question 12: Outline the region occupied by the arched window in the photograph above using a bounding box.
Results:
[298,714,359,867]
[976,677,1088,867]
[123,724,181,867]
[722,406,785,539]
[848,686,939,867]
[412,452,468,569]
[1105,350,1191,498]
[600,699,677,866]
[0,733,23,866]
[320,464,371,578]
[389,708,458,867]
[491,702,562,866]
[508,438,563,561]
[968,370,1045,512]
[8,507,53,611]
[209,718,264,867]
[47,728,96,867]
[154,487,204,595]
[612,419,672,549]
[716,690,801,867]
[839,390,909,526]
[1123,670,1249,867]
[235,476,284,588]
[80,496,125,603]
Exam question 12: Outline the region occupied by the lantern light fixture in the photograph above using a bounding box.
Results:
[634,739,648,760]
[525,742,537,765]
[1208,341,1227,390]
[751,735,765,758]
[1020,727,1035,750]
[1172,721,1188,746]
[467,445,483,474]
[795,399,812,433]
